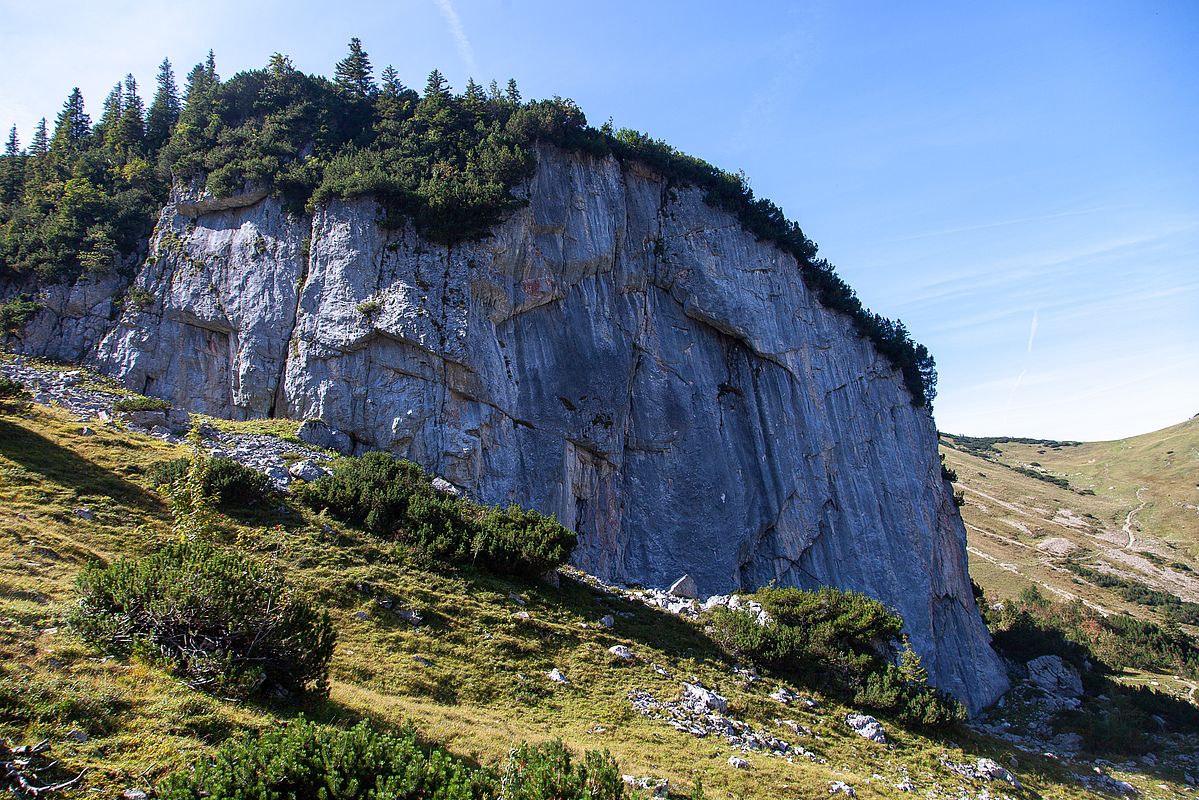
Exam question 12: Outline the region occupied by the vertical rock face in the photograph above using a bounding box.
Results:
[7,145,1008,712]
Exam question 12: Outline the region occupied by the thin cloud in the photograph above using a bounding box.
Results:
[434,0,479,78]
[1026,309,1038,353]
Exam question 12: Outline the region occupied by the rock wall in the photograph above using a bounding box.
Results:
[6,145,1008,712]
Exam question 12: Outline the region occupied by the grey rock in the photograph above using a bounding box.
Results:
[296,419,353,454]
[413,655,434,667]
[976,758,1021,787]
[1027,655,1084,699]
[608,645,634,660]
[547,668,570,684]
[122,409,168,429]
[66,729,88,743]
[681,682,727,714]
[668,574,699,599]
[622,776,668,798]
[598,614,615,629]
[431,476,461,496]
[73,507,95,521]
[845,714,886,744]
[829,782,856,797]
[289,459,328,481]
[80,426,95,436]
[7,144,1008,713]
[727,756,749,769]
[353,611,370,621]
[122,790,148,800]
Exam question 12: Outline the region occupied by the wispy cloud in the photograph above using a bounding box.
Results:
[434,0,479,78]
[1025,309,1039,352]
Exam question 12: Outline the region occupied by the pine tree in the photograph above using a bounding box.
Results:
[1,126,23,203]
[505,78,521,105]
[487,79,501,102]
[114,73,146,159]
[334,37,376,99]
[49,88,89,159]
[146,58,180,155]
[424,69,450,100]
[29,118,49,157]
[463,77,486,114]
[95,82,123,146]
[182,63,212,105]
[205,50,219,83]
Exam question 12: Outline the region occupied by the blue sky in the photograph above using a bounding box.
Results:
[2,0,1195,440]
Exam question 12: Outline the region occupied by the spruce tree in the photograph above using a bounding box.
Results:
[1,126,23,203]
[49,88,89,159]
[424,69,450,100]
[505,78,521,105]
[334,37,376,99]
[96,83,123,146]
[463,77,486,113]
[488,79,501,102]
[114,74,146,159]
[29,118,49,158]
[146,58,180,155]
[205,50,218,82]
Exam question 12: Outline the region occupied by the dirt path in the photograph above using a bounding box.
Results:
[1123,487,1147,549]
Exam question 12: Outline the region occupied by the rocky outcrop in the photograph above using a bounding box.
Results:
[3,144,1008,712]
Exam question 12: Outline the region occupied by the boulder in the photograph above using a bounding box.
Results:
[976,758,1021,788]
[681,682,727,714]
[608,645,634,661]
[288,459,328,482]
[547,668,570,684]
[668,574,698,599]
[845,714,886,744]
[296,419,352,454]
[727,756,749,769]
[1027,654,1083,699]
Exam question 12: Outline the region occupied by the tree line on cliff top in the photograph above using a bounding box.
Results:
[0,38,936,408]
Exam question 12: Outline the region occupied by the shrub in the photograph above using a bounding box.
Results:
[295,452,576,576]
[356,299,382,316]
[122,287,154,311]
[0,295,43,334]
[158,717,493,800]
[500,740,624,800]
[113,395,172,412]
[148,455,275,509]
[71,540,334,698]
[0,376,32,412]
[157,718,638,800]
[706,587,964,726]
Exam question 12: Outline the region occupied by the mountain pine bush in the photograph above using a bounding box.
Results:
[295,452,575,576]
[148,454,275,509]
[71,540,334,698]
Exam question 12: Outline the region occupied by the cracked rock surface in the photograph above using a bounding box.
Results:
[3,144,1006,712]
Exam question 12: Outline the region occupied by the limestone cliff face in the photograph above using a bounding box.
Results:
[10,145,1008,712]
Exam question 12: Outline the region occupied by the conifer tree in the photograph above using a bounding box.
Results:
[205,50,218,83]
[49,88,89,159]
[116,73,147,158]
[146,58,180,155]
[334,37,376,99]
[95,83,123,146]
[380,65,403,95]
[488,79,501,102]
[505,78,521,105]
[463,77,486,114]
[424,69,450,100]
[29,118,49,158]
[1,126,23,203]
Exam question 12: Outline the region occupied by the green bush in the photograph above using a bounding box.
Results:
[158,717,493,800]
[148,455,275,508]
[113,395,172,412]
[157,718,638,800]
[500,740,624,800]
[0,295,43,334]
[706,587,963,726]
[295,452,576,577]
[0,376,32,411]
[71,540,334,698]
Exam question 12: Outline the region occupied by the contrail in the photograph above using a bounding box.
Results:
[434,0,479,78]
[1026,309,1039,352]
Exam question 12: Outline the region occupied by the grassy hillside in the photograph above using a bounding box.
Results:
[0,378,1191,797]
[942,418,1199,699]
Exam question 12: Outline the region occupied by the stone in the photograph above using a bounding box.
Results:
[514,611,530,620]
[353,611,369,621]
[547,668,570,684]
[608,645,634,660]
[508,591,527,606]
[80,426,95,436]
[681,682,728,714]
[1027,654,1084,699]
[9,145,1009,714]
[431,476,461,496]
[122,790,148,800]
[770,686,799,705]
[296,419,352,454]
[845,714,886,744]
[668,574,699,599]
[121,409,168,429]
[541,568,560,589]
[727,756,749,769]
[622,776,668,798]
[413,655,434,667]
[976,758,1021,787]
[598,614,615,628]
[73,507,95,521]
[288,459,328,481]
[66,728,88,743]
[829,782,856,797]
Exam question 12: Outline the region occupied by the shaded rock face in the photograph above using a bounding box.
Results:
[6,145,1007,712]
